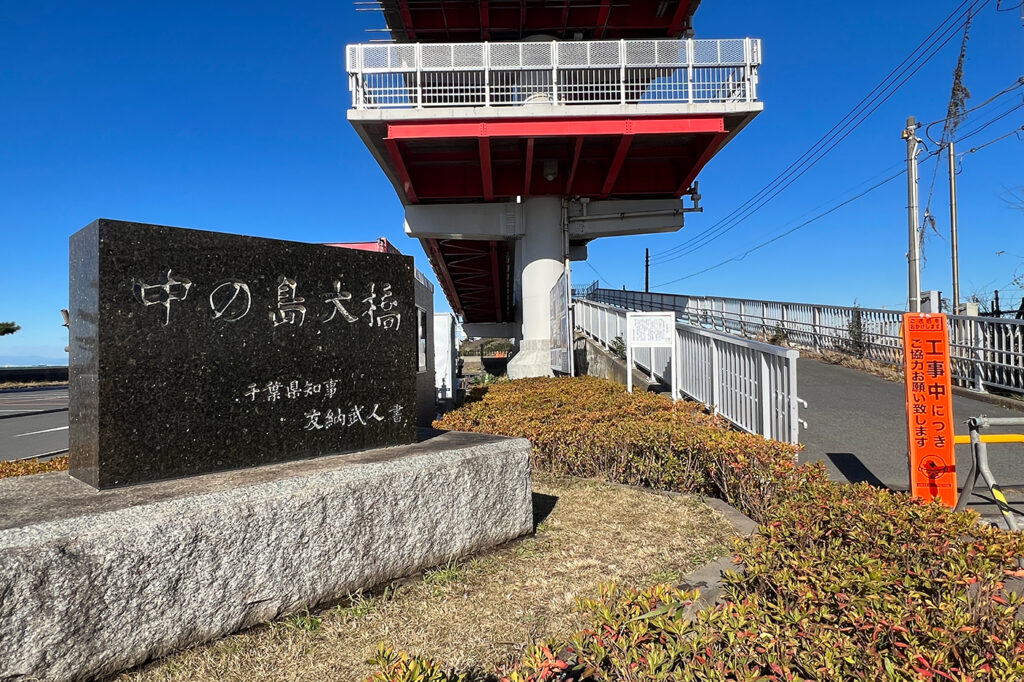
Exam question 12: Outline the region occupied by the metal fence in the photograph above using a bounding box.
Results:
[346,38,761,109]
[575,298,802,444]
[587,288,1024,397]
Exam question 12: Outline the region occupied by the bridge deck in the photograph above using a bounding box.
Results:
[798,357,1024,524]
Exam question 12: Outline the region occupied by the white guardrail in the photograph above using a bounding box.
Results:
[588,288,1024,397]
[575,297,802,445]
[346,38,760,109]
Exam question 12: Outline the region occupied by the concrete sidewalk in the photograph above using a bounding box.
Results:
[797,357,1024,526]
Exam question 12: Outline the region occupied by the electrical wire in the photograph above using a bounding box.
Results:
[650,0,990,266]
[652,122,1023,288]
[651,2,985,266]
[923,76,1024,143]
[652,169,910,287]
[580,260,613,288]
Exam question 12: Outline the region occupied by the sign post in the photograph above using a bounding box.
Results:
[902,313,957,507]
[626,311,678,398]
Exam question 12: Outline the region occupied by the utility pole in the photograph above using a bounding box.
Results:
[645,248,650,293]
[948,141,960,314]
[903,116,922,312]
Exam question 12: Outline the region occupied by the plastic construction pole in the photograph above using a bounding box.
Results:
[948,141,960,313]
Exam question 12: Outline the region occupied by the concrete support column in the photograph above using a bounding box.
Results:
[507,197,564,379]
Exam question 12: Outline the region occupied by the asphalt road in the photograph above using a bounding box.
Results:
[0,387,69,461]
[798,357,1024,523]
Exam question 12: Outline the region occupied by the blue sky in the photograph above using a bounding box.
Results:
[1,1,1022,364]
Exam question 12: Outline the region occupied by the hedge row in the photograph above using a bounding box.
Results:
[366,377,1024,681]
[440,376,813,524]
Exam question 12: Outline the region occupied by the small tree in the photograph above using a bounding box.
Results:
[0,322,19,336]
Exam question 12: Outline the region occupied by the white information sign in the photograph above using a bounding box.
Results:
[626,311,678,397]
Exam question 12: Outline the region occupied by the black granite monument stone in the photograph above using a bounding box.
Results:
[69,219,417,488]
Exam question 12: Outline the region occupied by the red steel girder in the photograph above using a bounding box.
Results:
[384,138,419,203]
[565,136,584,195]
[424,238,463,316]
[387,116,724,141]
[489,241,502,323]
[479,137,494,201]
[601,132,634,197]
[479,0,490,39]
[524,137,534,195]
[675,131,727,196]
[593,0,612,39]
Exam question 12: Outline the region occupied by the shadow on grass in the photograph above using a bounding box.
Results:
[532,492,558,531]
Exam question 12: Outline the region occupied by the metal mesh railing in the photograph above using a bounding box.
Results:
[586,288,1024,397]
[575,297,801,444]
[347,38,761,109]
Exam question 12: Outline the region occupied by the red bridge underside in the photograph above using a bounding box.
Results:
[380,0,701,42]
[385,116,727,204]
[423,238,514,323]
[401,116,726,323]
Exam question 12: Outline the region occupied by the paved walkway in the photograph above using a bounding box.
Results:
[798,358,1024,525]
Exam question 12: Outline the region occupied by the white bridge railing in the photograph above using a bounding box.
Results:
[575,298,802,444]
[347,38,761,109]
[587,288,1024,397]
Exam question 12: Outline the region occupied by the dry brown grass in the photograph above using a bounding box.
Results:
[123,471,738,682]
[0,380,68,390]
[0,456,68,479]
[804,349,905,383]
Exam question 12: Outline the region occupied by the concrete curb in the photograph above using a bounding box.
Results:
[0,407,68,421]
[951,386,1024,413]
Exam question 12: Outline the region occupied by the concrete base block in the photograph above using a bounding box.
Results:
[507,339,555,379]
[0,431,533,682]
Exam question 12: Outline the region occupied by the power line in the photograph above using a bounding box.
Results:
[653,124,1024,288]
[581,258,610,284]
[651,0,986,265]
[956,100,1024,141]
[923,75,1024,142]
[959,123,1024,154]
[653,170,910,287]
[650,0,990,266]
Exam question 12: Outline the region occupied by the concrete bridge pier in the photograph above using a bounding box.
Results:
[508,197,564,379]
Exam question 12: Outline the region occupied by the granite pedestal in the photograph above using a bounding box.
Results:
[0,431,533,682]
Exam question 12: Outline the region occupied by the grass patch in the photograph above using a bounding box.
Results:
[0,455,68,479]
[0,380,68,390]
[124,471,737,682]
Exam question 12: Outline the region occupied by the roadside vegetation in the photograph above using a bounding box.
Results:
[0,455,67,479]
[367,376,1024,681]
[126,471,735,681]
[11,376,1023,679]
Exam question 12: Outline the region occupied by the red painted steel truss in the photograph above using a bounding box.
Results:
[424,238,513,323]
[385,116,727,204]
[380,0,699,42]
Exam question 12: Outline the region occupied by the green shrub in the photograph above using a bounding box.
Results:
[365,376,1024,682]
[434,376,812,523]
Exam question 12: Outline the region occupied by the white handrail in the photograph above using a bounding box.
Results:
[575,297,801,444]
[588,288,1024,397]
[346,38,761,110]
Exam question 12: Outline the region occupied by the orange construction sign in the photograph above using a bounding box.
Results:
[902,313,957,507]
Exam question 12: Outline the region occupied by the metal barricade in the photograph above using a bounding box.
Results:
[953,416,1024,530]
